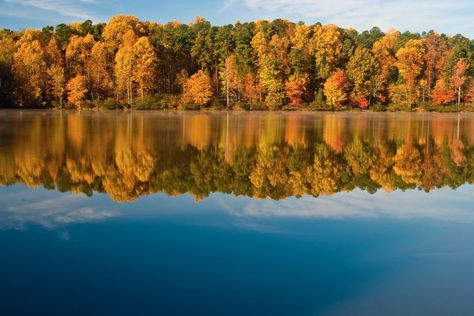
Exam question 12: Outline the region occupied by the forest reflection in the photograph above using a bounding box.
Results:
[1,111,474,202]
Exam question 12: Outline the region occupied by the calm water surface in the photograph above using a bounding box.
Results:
[1,110,474,315]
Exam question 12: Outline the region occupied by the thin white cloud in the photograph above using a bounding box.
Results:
[219,0,238,13]
[3,0,101,21]
[222,187,474,223]
[0,194,119,230]
[226,0,474,36]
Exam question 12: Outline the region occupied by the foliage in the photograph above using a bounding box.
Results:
[1,16,474,110]
[324,70,347,107]
[450,58,470,105]
[66,74,87,108]
[11,30,48,106]
[47,65,66,107]
[310,24,344,80]
[432,79,455,105]
[285,73,309,105]
[184,70,213,106]
[395,39,426,107]
[346,47,378,107]
[133,36,158,100]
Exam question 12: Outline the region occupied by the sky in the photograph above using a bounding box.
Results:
[0,0,473,38]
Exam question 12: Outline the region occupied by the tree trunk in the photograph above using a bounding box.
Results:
[225,64,229,108]
[128,77,133,108]
[428,69,432,102]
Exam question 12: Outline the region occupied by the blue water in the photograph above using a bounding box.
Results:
[1,185,474,315]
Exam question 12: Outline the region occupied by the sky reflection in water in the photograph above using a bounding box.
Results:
[1,111,474,315]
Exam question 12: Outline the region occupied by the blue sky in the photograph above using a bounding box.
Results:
[1,0,473,38]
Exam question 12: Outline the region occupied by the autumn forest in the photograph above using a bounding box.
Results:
[1,15,474,110]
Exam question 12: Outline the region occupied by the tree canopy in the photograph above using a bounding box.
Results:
[0,15,474,109]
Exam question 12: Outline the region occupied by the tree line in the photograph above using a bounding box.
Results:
[0,15,474,110]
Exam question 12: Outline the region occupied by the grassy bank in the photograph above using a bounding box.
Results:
[3,93,474,112]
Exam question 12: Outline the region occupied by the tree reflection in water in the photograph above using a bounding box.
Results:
[1,111,473,202]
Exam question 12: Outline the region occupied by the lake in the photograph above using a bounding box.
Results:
[1,110,474,315]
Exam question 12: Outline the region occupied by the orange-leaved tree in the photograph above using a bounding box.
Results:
[184,70,213,106]
[285,73,309,105]
[324,70,347,107]
[450,58,470,105]
[67,74,88,109]
[432,79,455,105]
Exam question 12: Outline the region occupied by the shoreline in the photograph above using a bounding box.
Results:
[1,104,474,113]
[2,107,474,114]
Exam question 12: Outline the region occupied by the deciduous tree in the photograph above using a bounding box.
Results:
[47,65,65,107]
[102,15,144,48]
[133,36,158,99]
[394,39,426,106]
[184,70,213,106]
[67,74,87,109]
[89,42,114,100]
[12,30,48,106]
[45,37,63,67]
[310,24,344,80]
[346,47,378,107]
[252,32,289,108]
[285,73,309,105]
[372,30,399,103]
[65,34,95,78]
[324,70,347,107]
[432,79,455,105]
[450,58,469,105]
[220,54,242,107]
[424,32,448,101]
[115,30,137,104]
[0,35,15,104]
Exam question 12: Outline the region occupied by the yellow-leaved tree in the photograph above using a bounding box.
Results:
[65,34,95,78]
[102,15,144,48]
[67,74,88,109]
[89,42,114,100]
[310,24,344,80]
[184,70,213,106]
[45,37,63,67]
[251,32,290,109]
[133,36,158,100]
[371,30,399,103]
[47,65,66,108]
[220,54,242,107]
[324,70,347,107]
[393,39,426,107]
[12,30,47,106]
[115,30,137,105]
